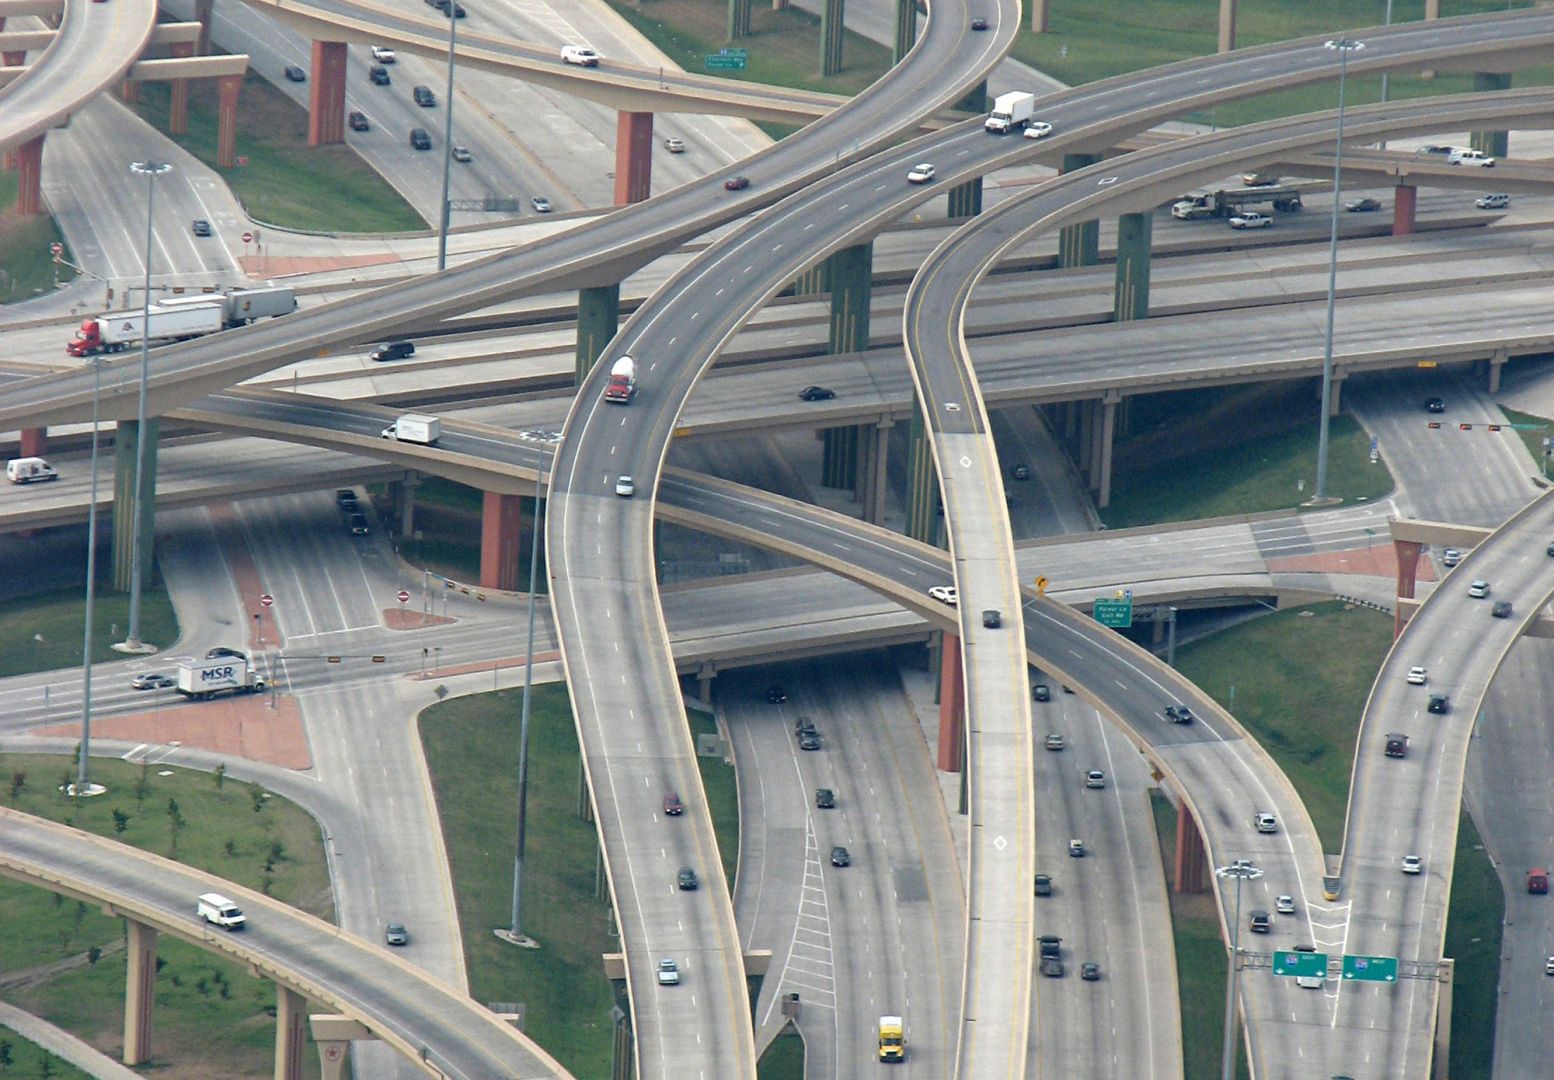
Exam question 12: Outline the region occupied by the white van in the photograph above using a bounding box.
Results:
[6,457,58,484]
[560,44,600,66]
[1449,147,1495,167]
[197,892,247,930]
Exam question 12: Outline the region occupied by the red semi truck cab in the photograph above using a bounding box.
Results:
[1529,868,1549,894]
[66,320,104,357]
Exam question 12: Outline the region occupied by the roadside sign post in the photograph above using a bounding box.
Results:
[1093,595,1133,629]
[704,48,748,70]
[1273,950,1328,979]
[397,589,410,620]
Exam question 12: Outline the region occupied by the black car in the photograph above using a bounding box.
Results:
[1010,464,1029,481]
[724,175,750,191]
[982,609,1001,629]
[970,16,988,30]
[409,128,432,150]
[370,64,391,85]
[798,730,822,751]
[677,867,698,890]
[1424,397,1446,414]
[413,85,436,107]
[384,923,408,946]
[766,685,788,704]
[1032,683,1050,702]
[799,385,835,401]
[283,65,306,82]
[1492,600,1513,618]
[815,788,836,809]
[1080,962,1100,981]
[1164,704,1195,724]
[1033,873,1051,896]
[348,512,370,536]
[191,219,212,237]
[206,647,245,660]
[369,340,415,362]
[1345,197,1381,213]
[830,846,850,867]
[347,111,369,131]
[335,488,358,510]
[1428,694,1450,714]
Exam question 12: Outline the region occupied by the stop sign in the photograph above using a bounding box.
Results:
[260,593,274,607]
[241,231,253,244]
[397,590,410,603]
[50,242,62,254]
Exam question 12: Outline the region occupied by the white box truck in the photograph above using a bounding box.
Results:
[381,414,441,445]
[197,893,247,930]
[985,91,1036,134]
[176,657,266,700]
[6,457,58,484]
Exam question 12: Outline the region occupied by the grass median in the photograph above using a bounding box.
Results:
[420,683,740,1075]
[0,171,73,305]
[0,1029,92,1080]
[0,755,330,1079]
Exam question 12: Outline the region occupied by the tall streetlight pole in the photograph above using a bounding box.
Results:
[122,161,172,653]
[436,5,459,271]
[75,352,108,798]
[1215,859,1263,1080]
[504,440,546,946]
[1312,38,1363,503]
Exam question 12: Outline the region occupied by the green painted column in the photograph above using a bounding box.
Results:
[1470,72,1511,159]
[1059,153,1101,268]
[955,79,988,114]
[726,0,752,39]
[827,241,871,355]
[576,283,621,384]
[111,419,159,593]
[792,260,829,298]
[1113,211,1153,321]
[904,405,939,545]
[821,425,859,489]
[892,0,916,63]
[943,81,987,218]
[819,0,845,76]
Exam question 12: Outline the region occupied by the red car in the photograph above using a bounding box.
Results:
[724,175,750,191]
[663,792,684,816]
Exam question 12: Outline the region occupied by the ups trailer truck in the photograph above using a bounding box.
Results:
[176,658,266,700]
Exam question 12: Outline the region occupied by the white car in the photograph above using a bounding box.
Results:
[928,585,958,606]
[1254,812,1278,834]
[370,46,396,63]
[907,162,936,184]
[1449,147,1494,167]
[664,137,685,153]
[1044,734,1065,751]
[1022,120,1053,140]
[1546,955,1554,976]
[615,476,635,497]
[1401,854,1423,875]
[1406,666,1427,685]
[560,44,601,66]
[1229,211,1270,229]
[656,958,680,985]
[1275,894,1296,914]
[1085,770,1106,789]
[1475,193,1509,209]
[1441,547,1462,567]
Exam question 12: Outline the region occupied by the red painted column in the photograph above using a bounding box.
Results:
[168,41,194,135]
[1392,183,1416,237]
[3,48,25,169]
[1174,799,1207,893]
[1394,539,1422,638]
[19,428,46,457]
[480,492,527,591]
[120,77,140,103]
[307,40,348,147]
[194,0,214,54]
[936,633,965,773]
[613,111,654,206]
[216,74,242,168]
[15,135,44,215]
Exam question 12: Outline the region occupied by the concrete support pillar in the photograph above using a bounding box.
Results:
[399,470,417,535]
[1486,347,1507,394]
[216,74,242,168]
[819,0,844,76]
[1470,73,1512,159]
[168,42,195,135]
[121,77,140,103]
[946,179,983,219]
[1218,0,1237,52]
[904,406,938,545]
[1393,539,1422,639]
[892,0,916,63]
[1076,399,1094,474]
[122,920,158,1064]
[1059,153,1101,268]
[936,633,964,772]
[1030,0,1049,32]
[1432,958,1454,1079]
[955,79,988,116]
[828,240,872,354]
[112,419,159,594]
[308,41,349,147]
[576,283,622,384]
[1392,183,1417,237]
[727,0,752,39]
[1327,374,1343,416]
[19,427,46,458]
[611,1002,634,1080]
[1424,0,1439,17]
[821,426,859,490]
[613,111,654,206]
[15,135,44,215]
[1174,799,1208,893]
[194,0,214,54]
[792,259,828,297]
[1094,391,1119,509]
[1113,211,1153,321]
[859,419,892,524]
[275,986,308,1080]
[480,491,526,591]
[696,663,715,706]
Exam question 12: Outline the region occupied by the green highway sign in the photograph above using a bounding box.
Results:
[1342,954,1398,982]
[705,54,748,70]
[1092,598,1133,629]
[1273,950,1328,978]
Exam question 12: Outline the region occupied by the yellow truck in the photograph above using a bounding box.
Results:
[878,1016,904,1062]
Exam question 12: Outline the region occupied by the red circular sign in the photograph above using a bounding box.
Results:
[50,242,62,254]
[397,590,411,603]
[241,231,253,243]
[260,593,274,607]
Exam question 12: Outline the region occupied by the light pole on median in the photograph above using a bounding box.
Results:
[1215,859,1263,1080]
[74,352,108,798]
[505,439,546,947]
[436,2,459,271]
[1312,38,1363,504]
[122,161,172,654]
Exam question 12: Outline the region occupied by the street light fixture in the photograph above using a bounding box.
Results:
[1215,858,1264,1080]
[436,3,459,271]
[121,160,172,654]
[74,350,109,799]
[1312,38,1363,504]
[503,439,546,948]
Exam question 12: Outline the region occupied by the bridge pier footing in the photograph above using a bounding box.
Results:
[275,985,307,1080]
[216,74,242,168]
[123,920,158,1064]
[614,111,654,205]
[1392,183,1416,237]
[1393,539,1423,639]
[480,491,535,591]
[937,633,964,772]
[15,135,44,215]
[19,427,46,458]
[307,41,348,147]
[1174,799,1208,893]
